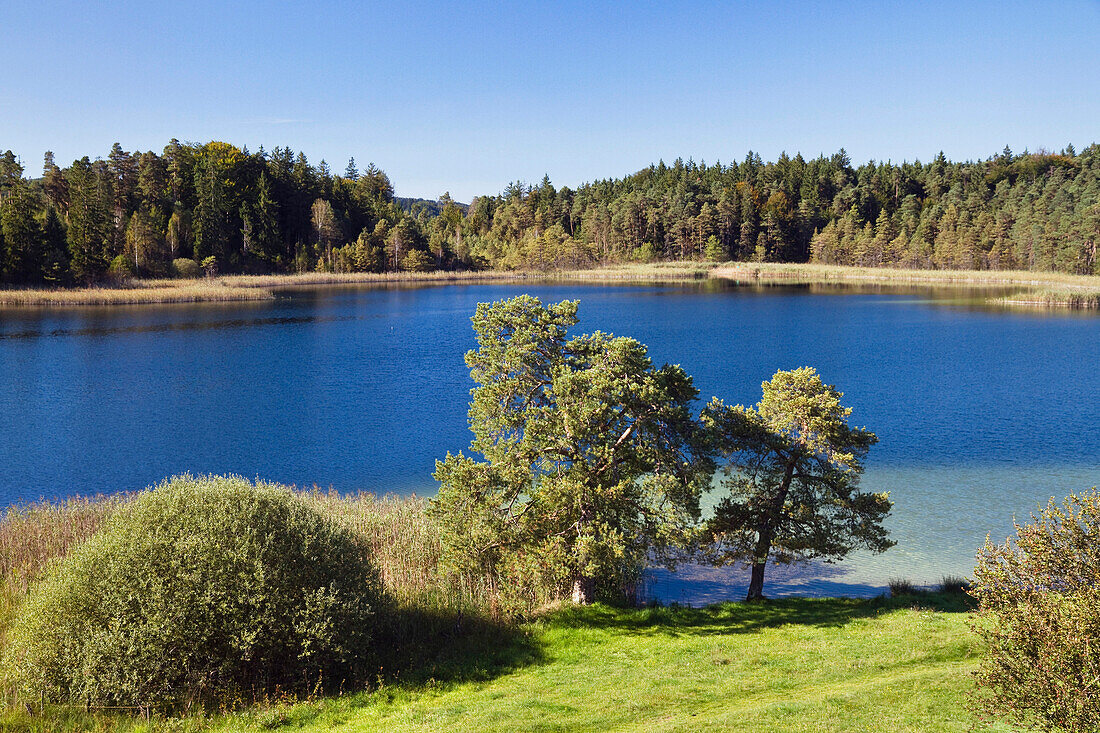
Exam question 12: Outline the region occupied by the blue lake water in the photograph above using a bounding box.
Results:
[2,281,1099,601]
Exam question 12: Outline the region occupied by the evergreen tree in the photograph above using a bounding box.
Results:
[1,182,44,282]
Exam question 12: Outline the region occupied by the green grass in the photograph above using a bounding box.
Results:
[1,596,1012,732]
[223,596,1008,732]
[0,490,1013,732]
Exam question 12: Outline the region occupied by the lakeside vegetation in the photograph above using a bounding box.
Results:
[0,485,997,733]
[5,261,1100,308]
[2,142,1100,293]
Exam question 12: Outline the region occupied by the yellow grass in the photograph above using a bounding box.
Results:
[710,262,1100,288]
[0,281,273,306]
[4,262,1099,308]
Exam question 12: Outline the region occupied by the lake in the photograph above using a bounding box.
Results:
[3,280,1099,601]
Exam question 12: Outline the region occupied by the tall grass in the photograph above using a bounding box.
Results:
[0,494,130,593]
[0,488,507,623]
[0,282,273,306]
[997,287,1100,308]
[6,261,1100,308]
[711,262,1100,288]
[300,491,495,611]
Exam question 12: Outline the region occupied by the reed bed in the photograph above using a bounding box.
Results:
[301,490,494,609]
[218,264,713,289]
[0,487,499,625]
[214,270,526,289]
[0,282,273,306]
[9,261,1098,309]
[711,262,1100,289]
[0,494,130,593]
[997,287,1100,308]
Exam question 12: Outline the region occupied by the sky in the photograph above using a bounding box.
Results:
[2,0,1098,202]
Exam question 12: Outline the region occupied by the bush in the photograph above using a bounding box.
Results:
[887,578,916,596]
[938,575,970,594]
[970,489,1100,732]
[171,257,200,278]
[107,253,136,280]
[399,248,433,272]
[2,475,383,708]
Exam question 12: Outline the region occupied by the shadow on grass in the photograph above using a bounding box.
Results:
[0,604,544,733]
[545,590,975,638]
[376,603,544,688]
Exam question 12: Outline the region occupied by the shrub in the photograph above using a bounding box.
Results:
[2,475,383,709]
[107,253,136,280]
[399,248,433,272]
[938,575,970,594]
[970,489,1100,732]
[887,578,916,596]
[171,257,200,278]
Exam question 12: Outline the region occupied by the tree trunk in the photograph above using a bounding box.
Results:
[746,526,772,601]
[572,575,595,605]
[746,458,797,602]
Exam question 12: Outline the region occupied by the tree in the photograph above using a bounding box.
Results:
[65,156,110,282]
[193,142,244,268]
[970,490,1100,732]
[310,198,342,270]
[1,181,44,282]
[40,205,69,284]
[702,367,892,600]
[399,247,432,272]
[245,172,282,266]
[431,296,711,605]
[42,151,68,212]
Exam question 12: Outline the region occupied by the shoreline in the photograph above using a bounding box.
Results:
[2,261,1098,308]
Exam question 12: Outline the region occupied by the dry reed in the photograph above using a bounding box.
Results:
[10,261,1096,309]
[997,287,1100,308]
[710,262,1100,289]
[0,488,495,623]
[0,282,273,306]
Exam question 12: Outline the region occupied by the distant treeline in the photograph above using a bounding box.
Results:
[0,141,1097,284]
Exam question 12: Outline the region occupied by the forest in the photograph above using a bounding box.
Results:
[0,141,1097,285]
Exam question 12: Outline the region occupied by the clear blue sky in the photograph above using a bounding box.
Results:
[2,1,1098,201]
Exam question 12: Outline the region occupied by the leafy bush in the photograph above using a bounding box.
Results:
[3,475,383,708]
[107,253,136,280]
[171,257,200,278]
[887,578,916,596]
[938,575,970,594]
[970,489,1100,732]
[400,248,433,272]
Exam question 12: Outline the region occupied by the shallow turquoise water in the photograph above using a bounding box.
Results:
[3,281,1098,599]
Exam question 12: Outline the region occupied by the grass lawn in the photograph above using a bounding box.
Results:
[1,595,1015,732]
[223,596,1010,733]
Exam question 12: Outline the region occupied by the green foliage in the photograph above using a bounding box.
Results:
[431,296,711,606]
[106,253,136,280]
[970,489,1100,732]
[170,257,200,278]
[6,141,1100,283]
[2,475,383,708]
[399,248,433,272]
[702,367,892,600]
